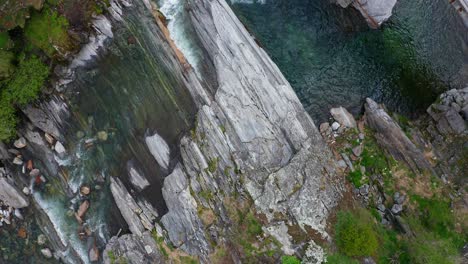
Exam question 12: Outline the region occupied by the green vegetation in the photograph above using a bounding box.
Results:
[326,253,359,264]
[0,56,49,140]
[0,51,15,80]
[335,210,378,257]
[281,255,301,264]
[24,7,72,56]
[207,157,219,173]
[245,212,262,237]
[347,170,363,187]
[5,56,49,105]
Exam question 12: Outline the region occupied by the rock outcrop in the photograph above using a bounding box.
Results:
[427,88,468,135]
[140,0,344,260]
[334,0,398,28]
[364,98,432,174]
[451,0,468,28]
[0,169,29,208]
[103,232,165,264]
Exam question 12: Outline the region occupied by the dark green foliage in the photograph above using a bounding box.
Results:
[335,210,378,257]
[281,255,301,264]
[0,50,15,79]
[347,170,363,187]
[5,56,49,105]
[0,99,17,141]
[326,253,359,264]
[24,7,72,56]
[0,56,49,140]
[361,134,388,172]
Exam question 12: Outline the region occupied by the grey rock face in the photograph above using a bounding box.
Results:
[103,232,165,264]
[333,0,398,28]
[145,132,170,170]
[154,0,343,258]
[22,95,69,141]
[365,98,432,174]
[127,161,150,192]
[391,204,403,214]
[110,177,152,236]
[0,174,29,208]
[330,107,357,128]
[160,164,211,256]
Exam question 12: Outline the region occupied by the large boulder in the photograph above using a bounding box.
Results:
[364,98,432,174]
[0,170,29,208]
[330,106,357,128]
[334,0,398,28]
[103,232,165,264]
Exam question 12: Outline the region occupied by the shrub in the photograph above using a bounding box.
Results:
[0,56,49,140]
[0,99,17,140]
[0,50,15,79]
[5,55,49,105]
[281,255,301,264]
[406,228,459,264]
[347,170,363,187]
[24,7,72,56]
[327,253,359,264]
[335,210,378,257]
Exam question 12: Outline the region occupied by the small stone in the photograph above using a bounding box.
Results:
[76,131,85,139]
[80,185,91,196]
[44,133,55,145]
[319,122,330,134]
[363,257,377,264]
[14,138,27,149]
[13,157,23,165]
[391,204,403,214]
[144,245,153,254]
[352,145,363,157]
[359,133,365,140]
[41,248,52,258]
[97,131,108,141]
[30,169,41,178]
[359,184,369,196]
[38,234,47,245]
[22,187,30,195]
[14,209,24,220]
[331,122,340,131]
[54,141,66,156]
[337,160,347,168]
[26,160,33,170]
[377,204,386,212]
[395,194,406,205]
[360,165,366,175]
[451,102,461,112]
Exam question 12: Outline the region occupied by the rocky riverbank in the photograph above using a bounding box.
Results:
[318,92,467,263]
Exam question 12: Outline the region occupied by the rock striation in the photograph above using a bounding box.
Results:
[141,0,345,260]
[364,98,432,174]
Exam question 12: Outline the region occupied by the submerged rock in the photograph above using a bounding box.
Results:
[127,161,150,192]
[40,248,53,259]
[145,132,170,170]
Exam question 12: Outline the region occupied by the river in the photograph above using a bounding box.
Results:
[26,0,468,263]
[230,0,468,121]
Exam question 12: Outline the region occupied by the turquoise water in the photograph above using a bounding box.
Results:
[231,0,468,121]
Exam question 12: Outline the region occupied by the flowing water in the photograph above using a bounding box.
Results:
[24,0,468,263]
[33,0,196,262]
[231,0,468,121]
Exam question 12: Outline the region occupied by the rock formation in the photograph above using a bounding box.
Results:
[333,0,398,28]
